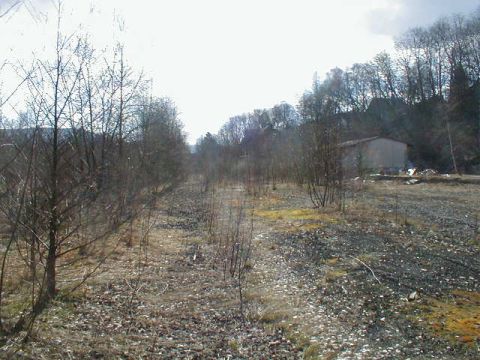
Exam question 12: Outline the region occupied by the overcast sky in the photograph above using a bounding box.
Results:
[1,0,479,143]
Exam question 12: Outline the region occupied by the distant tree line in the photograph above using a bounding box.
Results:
[196,9,480,196]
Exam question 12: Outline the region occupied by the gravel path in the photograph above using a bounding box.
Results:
[247,182,480,359]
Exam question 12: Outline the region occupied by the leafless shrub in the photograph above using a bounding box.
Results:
[205,188,254,318]
[0,8,187,337]
[297,75,345,208]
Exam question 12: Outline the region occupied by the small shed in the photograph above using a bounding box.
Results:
[340,136,408,177]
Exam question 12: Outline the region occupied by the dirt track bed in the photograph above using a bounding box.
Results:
[248,182,479,359]
[361,182,480,246]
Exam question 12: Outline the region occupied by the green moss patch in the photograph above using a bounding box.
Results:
[416,290,480,346]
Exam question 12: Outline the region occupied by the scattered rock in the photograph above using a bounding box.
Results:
[408,291,419,301]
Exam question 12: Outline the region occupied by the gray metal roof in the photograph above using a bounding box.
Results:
[339,136,408,148]
[339,136,379,147]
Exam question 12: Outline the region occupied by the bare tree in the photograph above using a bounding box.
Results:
[298,76,344,208]
[0,7,187,335]
[0,1,21,18]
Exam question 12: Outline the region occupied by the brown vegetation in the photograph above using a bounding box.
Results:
[0,8,186,338]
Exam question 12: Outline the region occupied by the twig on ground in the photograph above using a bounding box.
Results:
[349,255,381,284]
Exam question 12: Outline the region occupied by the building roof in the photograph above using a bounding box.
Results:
[339,136,408,148]
[339,136,379,147]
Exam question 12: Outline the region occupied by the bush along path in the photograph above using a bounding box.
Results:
[1,185,296,359]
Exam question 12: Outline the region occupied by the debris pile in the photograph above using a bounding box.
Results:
[418,169,438,177]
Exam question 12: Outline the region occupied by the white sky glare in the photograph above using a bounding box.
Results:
[1,0,479,143]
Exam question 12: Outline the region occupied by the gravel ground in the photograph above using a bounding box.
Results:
[247,181,479,359]
[2,181,479,359]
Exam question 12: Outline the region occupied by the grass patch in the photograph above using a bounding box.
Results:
[228,338,240,352]
[279,222,324,233]
[414,290,480,346]
[254,193,283,208]
[247,268,321,356]
[324,257,340,266]
[356,253,378,263]
[303,343,321,359]
[258,308,290,323]
[56,288,88,303]
[255,208,340,235]
[45,301,77,321]
[324,269,348,283]
[467,236,480,247]
[287,331,311,350]
[2,296,31,318]
[254,208,338,222]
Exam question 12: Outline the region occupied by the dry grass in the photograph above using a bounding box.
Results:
[257,308,291,323]
[0,196,249,357]
[0,209,159,334]
[413,290,480,346]
[303,343,321,360]
[253,193,283,208]
[254,208,337,222]
[345,199,430,230]
[324,269,348,283]
[278,222,325,233]
[323,257,340,266]
[254,208,341,235]
[356,253,378,263]
[245,285,312,351]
